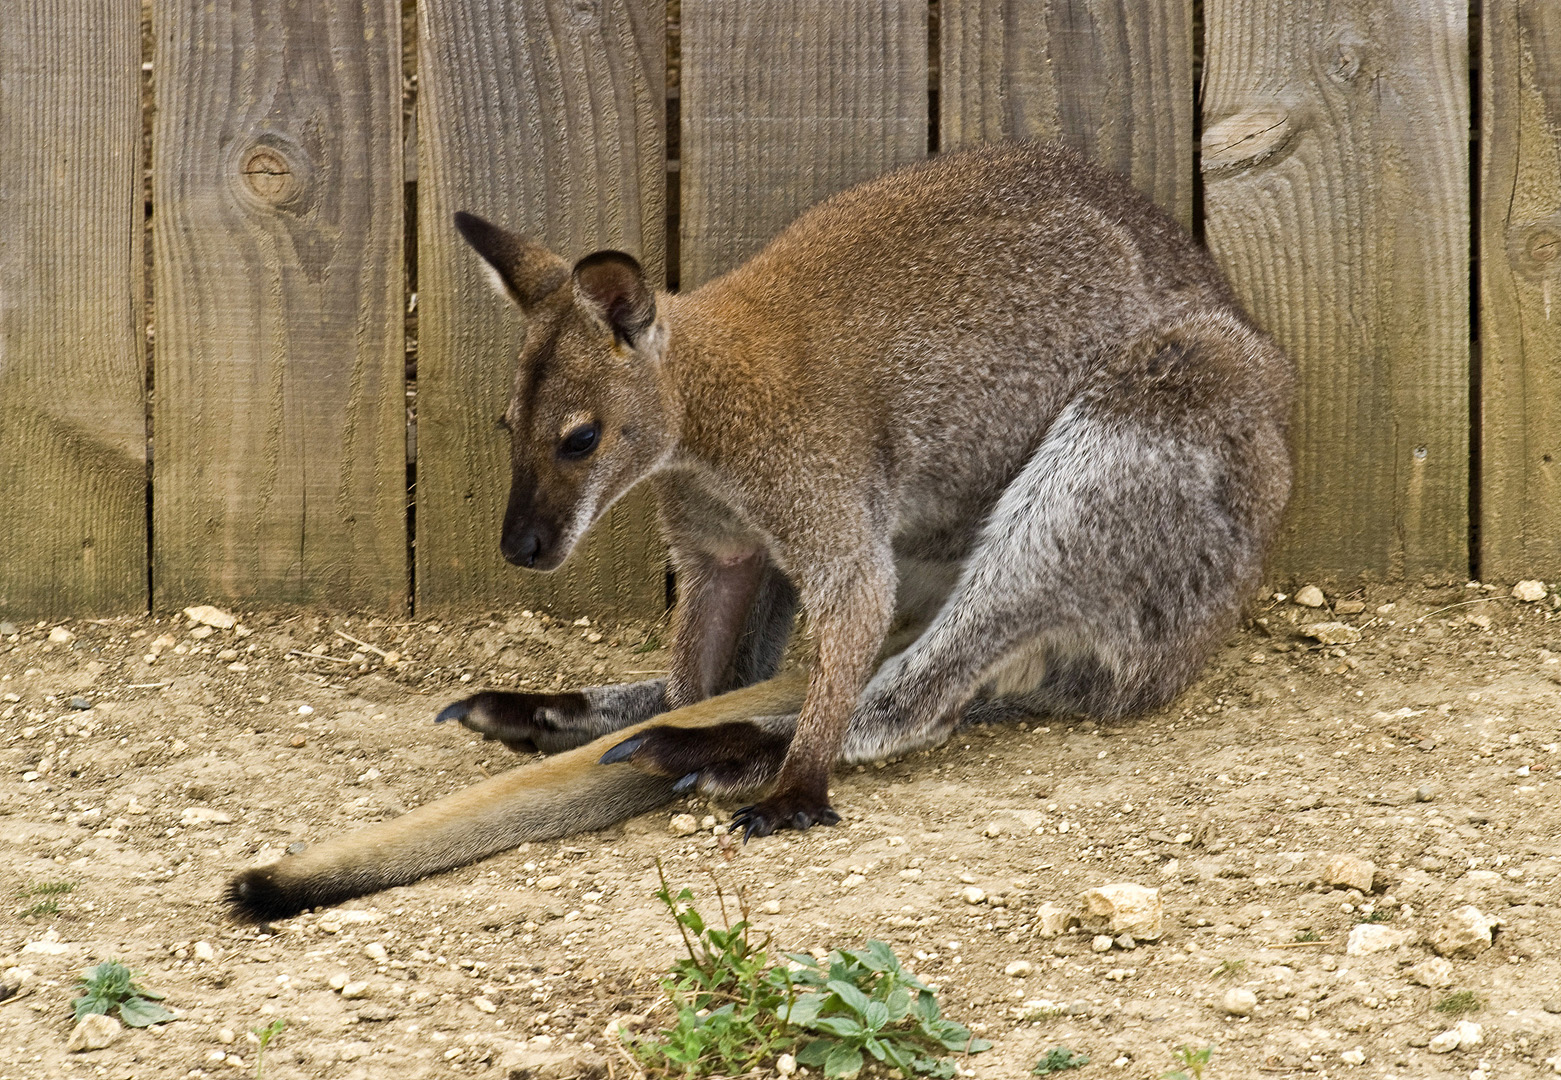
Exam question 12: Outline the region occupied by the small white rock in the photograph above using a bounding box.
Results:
[1035,902,1076,938]
[1294,585,1326,607]
[1304,621,1361,645]
[1346,923,1408,956]
[668,814,699,837]
[776,1053,798,1076]
[1091,935,1114,953]
[217,1026,236,1044]
[959,886,986,905]
[760,900,781,915]
[340,981,369,999]
[1325,854,1378,893]
[193,941,216,962]
[1431,906,1498,958]
[1512,580,1547,602]
[183,605,236,629]
[473,996,497,1013]
[181,807,233,826]
[48,626,74,643]
[1080,882,1163,940]
[536,875,563,891]
[841,874,865,888]
[1429,1020,1483,1053]
[364,942,388,962]
[1409,957,1454,988]
[1222,988,1257,1016]
[1341,1049,1365,1066]
[67,1013,121,1052]
[1003,960,1033,978]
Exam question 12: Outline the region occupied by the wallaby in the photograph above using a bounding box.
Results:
[227,141,1292,922]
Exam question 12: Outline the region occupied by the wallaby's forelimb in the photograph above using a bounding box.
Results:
[226,669,809,922]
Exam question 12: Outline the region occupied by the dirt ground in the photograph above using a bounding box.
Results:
[2,581,1559,1080]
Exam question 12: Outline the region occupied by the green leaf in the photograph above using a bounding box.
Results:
[865,940,901,973]
[797,1038,836,1066]
[117,997,177,1027]
[824,1042,865,1078]
[811,1015,866,1038]
[862,1000,889,1031]
[885,986,912,1022]
[71,995,111,1022]
[826,979,874,1018]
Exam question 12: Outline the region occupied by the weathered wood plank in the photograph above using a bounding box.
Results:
[0,0,146,616]
[1480,0,1561,579]
[417,0,667,618]
[152,0,407,610]
[940,0,1194,227]
[1203,0,1469,580]
[680,0,928,288]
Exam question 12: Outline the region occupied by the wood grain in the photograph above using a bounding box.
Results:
[416,0,667,619]
[152,0,407,609]
[0,0,146,616]
[1479,0,1561,579]
[679,0,929,288]
[940,0,1194,227]
[1203,0,1469,581]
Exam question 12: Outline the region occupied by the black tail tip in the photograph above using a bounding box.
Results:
[225,867,308,924]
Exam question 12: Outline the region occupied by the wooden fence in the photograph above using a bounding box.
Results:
[0,1,1555,620]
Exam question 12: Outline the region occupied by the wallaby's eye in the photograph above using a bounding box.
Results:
[558,422,600,461]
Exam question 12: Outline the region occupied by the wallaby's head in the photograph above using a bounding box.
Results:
[454,212,672,571]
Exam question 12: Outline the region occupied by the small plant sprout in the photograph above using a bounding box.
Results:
[1211,958,1246,980]
[1163,1043,1213,1080]
[1033,1045,1090,1073]
[1434,991,1482,1016]
[252,1017,287,1080]
[16,880,74,918]
[71,961,176,1028]
[628,863,991,1078]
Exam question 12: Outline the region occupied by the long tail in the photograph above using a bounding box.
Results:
[225,670,809,921]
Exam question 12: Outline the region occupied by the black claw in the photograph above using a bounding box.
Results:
[434,700,469,724]
[672,772,701,793]
[599,734,645,765]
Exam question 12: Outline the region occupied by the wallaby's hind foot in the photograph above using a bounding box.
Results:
[601,719,793,799]
[435,690,591,753]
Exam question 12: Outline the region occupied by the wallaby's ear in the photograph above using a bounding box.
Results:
[572,251,655,346]
[453,212,569,311]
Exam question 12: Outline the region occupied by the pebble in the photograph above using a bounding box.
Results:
[193,941,215,962]
[181,807,233,826]
[1431,905,1498,958]
[0,621,16,635]
[217,1027,235,1044]
[473,996,497,1013]
[1324,854,1377,893]
[1346,924,1408,956]
[1003,960,1033,978]
[340,981,370,999]
[1340,1049,1366,1066]
[760,900,781,915]
[364,942,388,962]
[1222,988,1257,1016]
[69,696,92,711]
[1335,599,1366,615]
[1091,935,1114,953]
[66,1013,121,1052]
[1512,580,1547,602]
[1303,621,1361,645]
[183,605,236,629]
[1295,585,1326,607]
[1080,883,1163,940]
[1035,902,1077,938]
[1416,783,1438,802]
[777,1052,798,1075]
[1114,934,1137,951]
[1409,957,1454,988]
[668,814,699,837]
[536,876,563,891]
[960,886,986,905]
[1428,1020,1483,1053]
[48,626,74,643]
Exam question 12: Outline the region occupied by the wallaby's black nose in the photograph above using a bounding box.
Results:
[503,529,542,568]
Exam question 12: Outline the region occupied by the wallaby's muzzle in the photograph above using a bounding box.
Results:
[500,477,565,570]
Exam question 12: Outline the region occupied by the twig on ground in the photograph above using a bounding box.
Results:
[334,628,391,658]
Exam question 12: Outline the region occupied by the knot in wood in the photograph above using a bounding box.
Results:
[1527,229,1560,264]
[1201,106,1293,173]
[240,146,296,202]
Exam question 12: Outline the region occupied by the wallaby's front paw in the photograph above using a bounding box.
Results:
[731,794,841,840]
[599,722,788,799]
[434,691,591,754]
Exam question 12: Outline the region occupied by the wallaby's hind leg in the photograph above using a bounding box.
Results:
[437,560,798,754]
[840,317,1291,761]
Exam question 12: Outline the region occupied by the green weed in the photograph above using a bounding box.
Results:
[1163,1043,1213,1080]
[1434,991,1482,1016]
[627,864,991,1078]
[1033,1045,1090,1073]
[252,1017,287,1079]
[16,880,74,918]
[71,961,176,1027]
[1211,959,1245,980]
